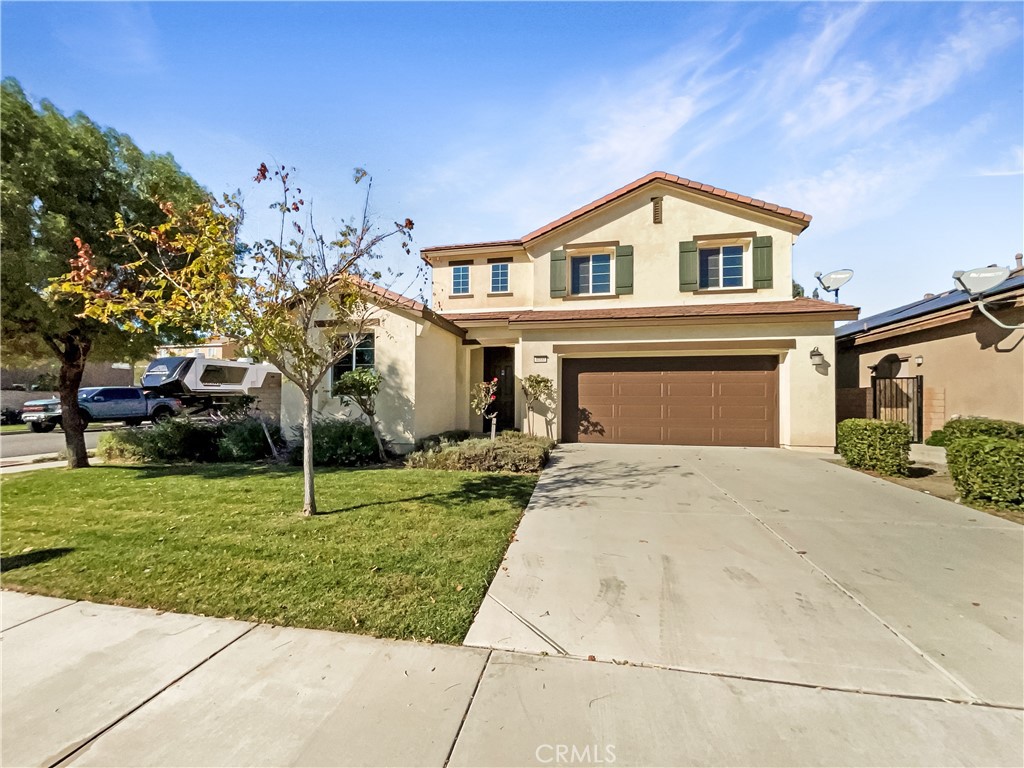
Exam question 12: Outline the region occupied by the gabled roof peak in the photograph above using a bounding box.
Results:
[422,171,812,255]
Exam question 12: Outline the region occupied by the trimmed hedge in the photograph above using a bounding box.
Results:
[406,432,556,473]
[97,417,283,464]
[288,418,379,467]
[836,418,911,476]
[947,437,1024,509]
[925,416,1024,447]
[414,429,474,452]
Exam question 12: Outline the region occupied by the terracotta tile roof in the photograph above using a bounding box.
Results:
[441,297,858,326]
[346,276,466,336]
[422,171,812,255]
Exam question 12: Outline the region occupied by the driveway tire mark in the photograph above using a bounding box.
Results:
[681,456,984,705]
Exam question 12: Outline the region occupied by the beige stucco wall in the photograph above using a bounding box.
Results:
[456,319,838,450]
[838,309,1024,425]
[280,304,459,452]
[431,182,803,314]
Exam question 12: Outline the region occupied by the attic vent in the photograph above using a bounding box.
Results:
[652,196,663,224]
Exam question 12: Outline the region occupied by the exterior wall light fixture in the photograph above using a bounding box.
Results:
[809,347,825,366]
[915,355,924,366]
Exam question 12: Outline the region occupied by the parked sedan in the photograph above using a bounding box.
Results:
[19,387,182,433]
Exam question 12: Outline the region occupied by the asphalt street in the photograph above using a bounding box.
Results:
[0,428,102,459]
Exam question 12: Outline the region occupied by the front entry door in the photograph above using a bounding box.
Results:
[483,347,515,431]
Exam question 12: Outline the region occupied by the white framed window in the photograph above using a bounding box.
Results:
[490,262,510,293]
[570,253,612,295]
[452,265,470,295]
[699,245,744,289]
[331,334,375,386]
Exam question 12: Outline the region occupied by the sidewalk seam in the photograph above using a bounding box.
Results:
[48,623,258,768]
[682,457,984,704]
[443,648,491,768]
[1,597,80,633]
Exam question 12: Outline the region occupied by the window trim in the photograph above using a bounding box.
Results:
[331,333,376,387]
[568,251,615,296]
[490,262,510,294]
[696,237,752,291]
[452,264,471,296]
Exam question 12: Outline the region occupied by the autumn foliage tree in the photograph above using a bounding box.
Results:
[0,78,207,467]
[55,164,415,516]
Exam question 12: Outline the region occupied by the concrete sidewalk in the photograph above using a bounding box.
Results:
[2,592,1021,767]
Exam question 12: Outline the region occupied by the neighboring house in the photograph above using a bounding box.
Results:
[281,171,859,452]
[154,336,242,361]
[836,257,1024,441]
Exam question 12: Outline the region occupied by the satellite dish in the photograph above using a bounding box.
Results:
[815,269,854,292]
[953,266,1010,296]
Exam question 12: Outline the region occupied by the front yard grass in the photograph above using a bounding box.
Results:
[0,464,535,643]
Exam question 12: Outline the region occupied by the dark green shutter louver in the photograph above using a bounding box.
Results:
[753,235,773,289]
[550,249,567,297]
[615,245,633,295]
[679,241,699,292]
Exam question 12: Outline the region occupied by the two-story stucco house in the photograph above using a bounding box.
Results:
[281,172,859,452]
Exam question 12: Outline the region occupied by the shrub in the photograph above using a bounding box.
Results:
[219,418,285,461]
[406,431,554,473]
[414,429,474,452]
[926,417,1024,447]
[947,437,1024,508]
[1,407,22,425]
[144,419,224,462]
[97,430,150,463]
[836,418,911,476]
[97,417,282,464]
[289,418,379,467]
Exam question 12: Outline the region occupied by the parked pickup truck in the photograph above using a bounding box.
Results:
[19,387,183,433]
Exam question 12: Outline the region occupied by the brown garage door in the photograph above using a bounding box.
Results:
[563,356,778,447]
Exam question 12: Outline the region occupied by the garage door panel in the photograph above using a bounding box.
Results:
[718,381,771,397]
[666,382,715,398]
[719,405,771,421]
[566,356,778,447]
[665,405,715,420]
[618,404,666,420]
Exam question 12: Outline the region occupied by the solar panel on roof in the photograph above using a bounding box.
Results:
[837,273,1024,338]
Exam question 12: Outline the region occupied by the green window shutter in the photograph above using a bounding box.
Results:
[615,245,634,295]
[753,235,773,289]
[679,241,699,292]
[550,249,567,297]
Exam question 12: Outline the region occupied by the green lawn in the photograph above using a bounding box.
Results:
[1,464,535,643]
[1,423,32,434]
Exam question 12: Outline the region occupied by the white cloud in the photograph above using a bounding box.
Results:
[975,145,1024,177]
[781,6,1020,144]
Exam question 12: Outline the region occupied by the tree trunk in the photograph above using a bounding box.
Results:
[366,414,386,462]
[301,390,316,516]
[58,334,91,469]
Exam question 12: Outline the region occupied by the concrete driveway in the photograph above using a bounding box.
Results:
[466,444,1024,708]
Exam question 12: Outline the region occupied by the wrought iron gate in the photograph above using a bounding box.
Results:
[872,375,924,443]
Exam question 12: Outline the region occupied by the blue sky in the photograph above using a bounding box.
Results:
[3,1,1022,316]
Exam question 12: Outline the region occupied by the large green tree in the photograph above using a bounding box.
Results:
[0,79,206,467]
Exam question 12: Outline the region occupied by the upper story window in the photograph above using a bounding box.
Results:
[332,334,375,384]
[571,253,612,295]
[490,262,510,293]
[699,245,744,289]
[452,265,470,295]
